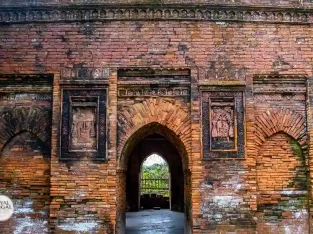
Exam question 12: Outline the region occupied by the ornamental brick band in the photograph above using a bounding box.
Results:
[1,5,313,25]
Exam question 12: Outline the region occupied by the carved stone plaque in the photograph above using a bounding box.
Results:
[210,98,236,151]
[69,98,98,151]
[60,90,107,160]
[202,91,244,158]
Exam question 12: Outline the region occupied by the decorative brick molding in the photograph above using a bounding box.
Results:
[254,108,307,149]
[117,97,191,169]
[198,65,247,81]
[0,4,313,24]
[61,67,110,80]
[253,74,307,94]
[118,87,190,97]
[117,67,191,97]
[0,106,51,152]
[0,74,53,91]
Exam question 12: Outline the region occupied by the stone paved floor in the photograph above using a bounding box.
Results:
[126,209,184,234]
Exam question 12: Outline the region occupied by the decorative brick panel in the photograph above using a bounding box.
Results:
[60,89,108,161]
[202,90,245,159]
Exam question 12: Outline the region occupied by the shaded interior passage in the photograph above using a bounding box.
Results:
[126,133,184,212]
[140,154,170,210]
[126,210,184,234]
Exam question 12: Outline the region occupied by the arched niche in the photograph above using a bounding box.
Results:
[0,130,50,234]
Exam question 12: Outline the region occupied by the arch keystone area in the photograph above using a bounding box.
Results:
[0,107,51,152]
[255,108,307,149]
[117,98,191,169]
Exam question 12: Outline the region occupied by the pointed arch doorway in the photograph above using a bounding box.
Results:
[116,123,191,234]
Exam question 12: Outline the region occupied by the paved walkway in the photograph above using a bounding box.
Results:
[126,210,184,234]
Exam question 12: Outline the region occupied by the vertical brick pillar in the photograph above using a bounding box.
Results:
[245,75,258,214]
[190,67,201,233]
[49,71,61,233]
[116,169,127,234]
[306,76,313,233]
[108,67,124,234]
[108,67,118,161]
[108,68,118,232]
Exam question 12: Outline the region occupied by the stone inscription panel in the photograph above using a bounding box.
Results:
[202,91,244,159]
[61,90,107,160]
[69,98,98,152]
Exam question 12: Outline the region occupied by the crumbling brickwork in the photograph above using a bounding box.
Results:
[0,76,52,233]
[0,131,50,233]
[256,133,308,233]
[0,1,313,234]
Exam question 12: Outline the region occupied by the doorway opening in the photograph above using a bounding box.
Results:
[140,154,170,210]
[118,123,191,234]
[126,133,184,213]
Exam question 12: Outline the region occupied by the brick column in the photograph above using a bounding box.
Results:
[245,75,258,212]
[190,67,201,233]
[49,71,61,233]
[116,169,127,234]
[306,76,313,233]
[244,75,258,230]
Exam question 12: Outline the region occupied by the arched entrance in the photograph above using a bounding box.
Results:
[116,123,191,234]
[126,134,184,213]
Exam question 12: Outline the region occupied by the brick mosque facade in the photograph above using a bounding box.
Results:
[0,0,313,233]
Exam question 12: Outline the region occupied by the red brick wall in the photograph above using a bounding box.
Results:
[256,133,308,233]
[1,22,313,76]
[257,133,305,192]
[0,7,313,233]
[0,131,50,233]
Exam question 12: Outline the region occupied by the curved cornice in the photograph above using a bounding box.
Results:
[0,4,312,24]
